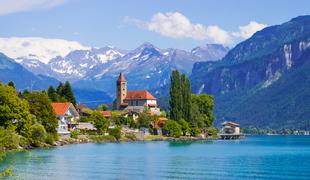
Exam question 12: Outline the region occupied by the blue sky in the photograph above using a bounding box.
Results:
[0,0,310,50]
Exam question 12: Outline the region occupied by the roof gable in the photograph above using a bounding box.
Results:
[51,102,72,116]
[125,90,156,100]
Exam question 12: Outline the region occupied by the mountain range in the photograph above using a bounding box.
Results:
[191,15,310,129]
[12,43,229,97]
[1,15,309,129]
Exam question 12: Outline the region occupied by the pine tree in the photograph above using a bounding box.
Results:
[7,81,15,89]
[56,82,64,96]
[47,86,58,102]
[62,81,77,105]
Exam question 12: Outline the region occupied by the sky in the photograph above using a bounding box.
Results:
[0,0,310,51]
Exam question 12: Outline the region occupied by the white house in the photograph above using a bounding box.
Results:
[51,102,79,134]
[221,121,240,135]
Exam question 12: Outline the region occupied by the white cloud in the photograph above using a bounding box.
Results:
[125,12,233,45]
[0,37,90,63]
[232,21,267,39]
[0,0,67,16]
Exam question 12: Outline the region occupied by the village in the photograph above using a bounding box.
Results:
[50,72,242,142]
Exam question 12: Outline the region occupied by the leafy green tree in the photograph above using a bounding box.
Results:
[108,126,121,140]
[62,81,77,105]
[191,94,215,128]
[163,120,182,138]
[137,111,152,128]
[24,91,58,134]
[7,81,15,89]
[0,83,32,138]
[89,111,109,134]
[47,85,58,102]
[30,123,46,147]
[178,118,190,136]
[97,104,108,111]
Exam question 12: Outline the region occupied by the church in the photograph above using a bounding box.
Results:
[114,72,160,114]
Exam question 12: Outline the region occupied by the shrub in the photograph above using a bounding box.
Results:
[70,131,79,139]
[190,126,201,137]
[0,126,20,151]
[108,126,121,140]
[30,123,46,147]
[163,120,182,138]
[178,119,190,136]
[45,133,55,145]
[208,127,218,137]
[125,133,136,141]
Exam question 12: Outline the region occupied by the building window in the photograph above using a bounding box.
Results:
[136,101,138,106]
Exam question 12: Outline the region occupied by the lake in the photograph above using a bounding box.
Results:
[2,136,310,179]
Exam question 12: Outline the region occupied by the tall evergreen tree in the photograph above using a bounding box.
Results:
[62,81,77,105]
[169,70,182,121]
[181,74,192,122]
[47,85,58,102]
[7,81,15,89]
[56,82,64,97]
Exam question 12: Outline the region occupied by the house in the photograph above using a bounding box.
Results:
[221,121,240,135]
[51,102,80,134]
[114,72,161,115]
[121,111,140,121]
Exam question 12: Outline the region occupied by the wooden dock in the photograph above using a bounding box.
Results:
[218,134,244,140]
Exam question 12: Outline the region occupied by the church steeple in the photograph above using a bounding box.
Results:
[115,72,127,109]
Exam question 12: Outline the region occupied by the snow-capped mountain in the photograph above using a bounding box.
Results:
[48,47,126,81]
[10,41,228,97]
[73,42,229,96]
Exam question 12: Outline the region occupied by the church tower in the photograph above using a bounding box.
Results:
[115,72,127,109]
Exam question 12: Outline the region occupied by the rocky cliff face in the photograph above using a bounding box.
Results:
[191,16,310,129]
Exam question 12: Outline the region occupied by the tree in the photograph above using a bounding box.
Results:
[97,104,108,111]
[56,82,64,96]
[178,118,190,136]
[62,81,77,105]
[191,94,215,128]
[7,81,15,89]
[24,91,58,134]
[47,85,58,102]
[169,71,191,122]
[108,126,121,140]
[89,111,109,134]
[169,70,183,121]
[30,123,46,147]
[137,111,152,128]
[0,83,32,138]
[163,120,182,138]
[181,74,192,122]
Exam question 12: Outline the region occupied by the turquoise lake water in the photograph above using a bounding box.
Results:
[2,136,310,179]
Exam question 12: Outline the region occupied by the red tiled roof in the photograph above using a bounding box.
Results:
[125,90,156,100]
[51,102,71,116]
[117,72,126,82]
[101,111,111,118]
